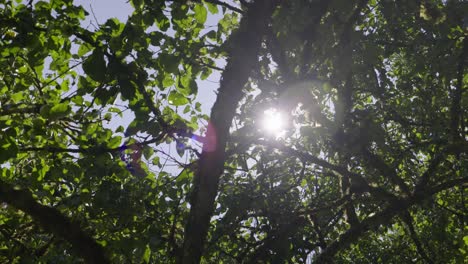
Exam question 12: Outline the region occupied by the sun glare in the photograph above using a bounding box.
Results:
[261,108,285,137]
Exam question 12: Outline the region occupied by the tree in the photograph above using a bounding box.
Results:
[0,0,467,263]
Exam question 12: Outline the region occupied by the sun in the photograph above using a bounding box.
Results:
[261,108,285,137]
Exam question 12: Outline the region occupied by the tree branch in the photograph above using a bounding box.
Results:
[19,129,168,154]
[361,148,411,195]
[0,180,109,264]
[203,0,244,14]
[247,216,307,263]
[416,140,468,190]
[315,176,468,263]
[262,140,398,202]
[450,36,467,142]
[401,212,434,264]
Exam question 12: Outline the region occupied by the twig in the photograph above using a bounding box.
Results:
[203,0,244,14]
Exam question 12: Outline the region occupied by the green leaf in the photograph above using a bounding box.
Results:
[156,15,170,31]
[18,65,28,74]
[162,74,175,88]
[107,136,122,148]
[36,163,49,181]
[168,91,189,106]
[105,18,125,36]
[49,103,71,120]
[200,67,212,80]
[176,169,191,183]
[130,0,143,10]
[116,125,124,133]
[119,79,137,100]
[104,113,112,121]
[143,146,154,160]
[143,244,151,263]
[205,2,218,14]
[78,43,92,56]
[179,74,190,88]
[177,76,198,96]
[10,92,23,103]
[39,104,52,118]
[194,4,207,24]
[149,31,164,46]
[77,75,93,94]
[159,53,179,73]
[83,49,107,82]
[0,133,18,163]
[152,156,160,166]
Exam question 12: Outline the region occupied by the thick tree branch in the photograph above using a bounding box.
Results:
[19,131,167,154]
[266,29,294,81]
[450,36,467,142]
[135,80,168,131]
[181,1,281,263]
[262,140,398,202]
[401,212,434,264]
[247,216,307,263]
[415,140,468,192]
[315,176,468,263]
[361,148,411,195]
[299,0,331,76]
[336,74,359,227]
[0,104,42,116]
[0,180,109,264]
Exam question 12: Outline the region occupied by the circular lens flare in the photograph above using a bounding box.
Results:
[261,108,285,137]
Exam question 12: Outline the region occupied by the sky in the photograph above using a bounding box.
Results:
[74,0,130,23]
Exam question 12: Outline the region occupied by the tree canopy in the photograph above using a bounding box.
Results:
[0,0,467,263]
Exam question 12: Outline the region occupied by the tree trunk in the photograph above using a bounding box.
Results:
[180,1,280,263]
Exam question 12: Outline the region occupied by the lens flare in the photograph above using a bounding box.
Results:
[261,108,285,137]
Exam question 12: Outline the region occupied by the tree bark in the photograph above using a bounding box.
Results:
[180,1,280,263]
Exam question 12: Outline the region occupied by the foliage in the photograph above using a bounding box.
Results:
[0,0,467,263]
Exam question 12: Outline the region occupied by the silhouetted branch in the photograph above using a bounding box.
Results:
[401,212,434,264]
[203,0,244,14]
[0,180,109,264]
[315,176,468,263]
